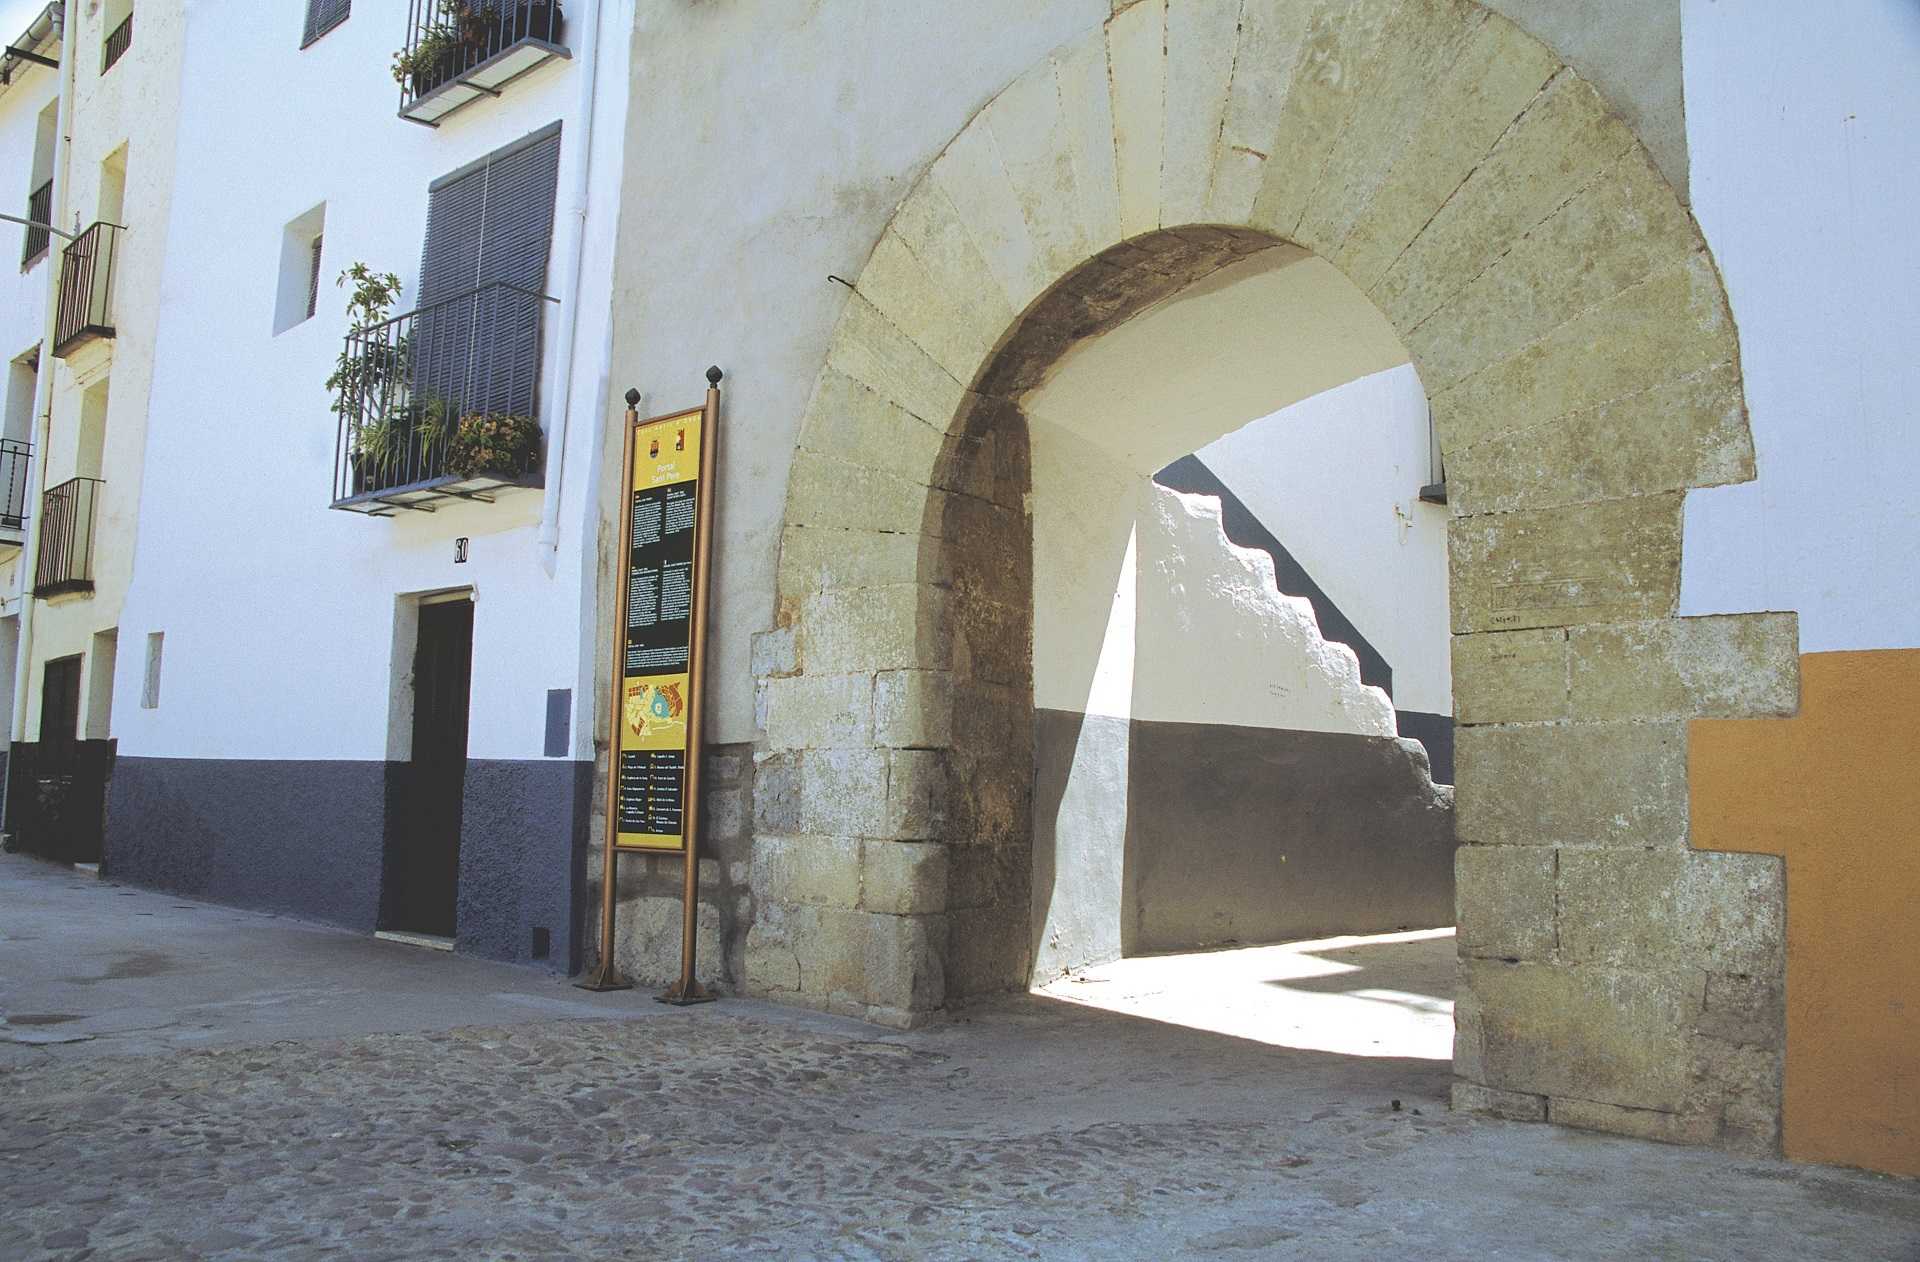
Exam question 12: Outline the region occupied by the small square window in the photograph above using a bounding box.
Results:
[274,204,326,335]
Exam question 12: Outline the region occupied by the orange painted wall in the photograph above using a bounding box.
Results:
[1691,650,1920,1177]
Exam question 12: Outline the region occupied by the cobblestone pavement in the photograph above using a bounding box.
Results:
[2,859,1918,1259]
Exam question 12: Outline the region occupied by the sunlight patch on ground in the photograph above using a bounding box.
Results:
[1034,928,1455,1060]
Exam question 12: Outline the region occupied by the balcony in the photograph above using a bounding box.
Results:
[53,221,121,359]
[102,13,132,74]
[0,439,32,554]
[20,178,51,269]
[396,1,568,128]
[33,476,100,598]
[330,280,553,516]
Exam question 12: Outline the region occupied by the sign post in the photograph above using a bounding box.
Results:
[576,367,723,1002]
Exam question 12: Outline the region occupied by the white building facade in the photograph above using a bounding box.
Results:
[89,0,632,971]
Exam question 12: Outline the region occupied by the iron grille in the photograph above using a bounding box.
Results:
[33,476,101,597]
[53,222,121,358]
[331,279,553,507]
[102,13,133,73]
[0,439,33,530]
[397,0,564,107]
[21,178,52,268]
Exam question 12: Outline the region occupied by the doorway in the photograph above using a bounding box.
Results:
[385,595,473,938]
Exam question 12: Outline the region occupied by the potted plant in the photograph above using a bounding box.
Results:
[325,263,413,494]
[446,412,542,481]
[390,10,469,98]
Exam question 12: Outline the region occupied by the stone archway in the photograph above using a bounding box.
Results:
[750,0,1799,1152]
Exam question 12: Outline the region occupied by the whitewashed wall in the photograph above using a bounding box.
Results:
[1678,0,1920,653]
[0,31,58,628]
[1198,365,1452,717]
[111,0,633,763]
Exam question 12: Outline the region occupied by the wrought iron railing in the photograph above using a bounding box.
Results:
[102,13,133,74]
[397,0,564,106]
[21,178,52,268]
[331,280,554,505]
[33,476,101,596]
[53,222,121,357]
[0,440,33,531]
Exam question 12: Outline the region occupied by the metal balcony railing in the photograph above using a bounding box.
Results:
[102,13,133,74]
[331,280,554,514]
[33,476,101,597]
[397,0,568,127]
[53,222,122,358]
[0,439,33,533]
[21,178,52,268]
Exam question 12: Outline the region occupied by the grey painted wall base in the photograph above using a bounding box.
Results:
[1033,710,1455,974]
[104,756,591,972]
[457,759,593,973]
[1126,717,1455,953]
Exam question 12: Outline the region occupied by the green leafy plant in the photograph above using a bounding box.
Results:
[325,263,412,481]
[391,3,493,91]
[447,412,542,479]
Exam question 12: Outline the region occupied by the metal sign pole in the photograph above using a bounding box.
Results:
[659,366,723,1006]
[575,391,641,992]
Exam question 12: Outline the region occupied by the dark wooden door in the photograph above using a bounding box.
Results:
[39,656,81,753]
[393,599,473,937]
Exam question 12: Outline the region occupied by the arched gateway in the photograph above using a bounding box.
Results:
[748,0,1798,1150]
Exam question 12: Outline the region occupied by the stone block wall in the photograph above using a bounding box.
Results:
[1451,612,1799,1151]
[583,742,755,990]
[746,0,1801,1156]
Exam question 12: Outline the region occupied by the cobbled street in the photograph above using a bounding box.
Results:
[3,856,1917,1260]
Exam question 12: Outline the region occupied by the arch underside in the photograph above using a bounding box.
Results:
[752,0,1799,1154]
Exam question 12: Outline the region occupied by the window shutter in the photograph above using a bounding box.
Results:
[302,0,351,48]
[416,124,562,421]
[415,163,489,413]
[305,235,325,321]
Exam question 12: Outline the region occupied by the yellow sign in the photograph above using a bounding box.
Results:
[613,407,707,851]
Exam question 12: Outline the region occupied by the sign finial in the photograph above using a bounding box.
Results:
[623,387,641,409]
[706,365,723,388]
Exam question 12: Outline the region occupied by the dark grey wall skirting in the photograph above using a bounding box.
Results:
[458,759,594,973]
[104,756,592,972]
[106,757,389,931]
[1032,709,1455,969]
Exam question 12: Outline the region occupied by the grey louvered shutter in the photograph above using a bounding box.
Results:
[301,0,350,48]
[416,124,562,420]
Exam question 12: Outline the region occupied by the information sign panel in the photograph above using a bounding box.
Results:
[612,406,706,851]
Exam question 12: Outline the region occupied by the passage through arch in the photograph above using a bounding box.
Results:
[750,0,1796,1150]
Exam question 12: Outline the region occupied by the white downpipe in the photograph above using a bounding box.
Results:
[10,7,81,749]
[535,0,605,573]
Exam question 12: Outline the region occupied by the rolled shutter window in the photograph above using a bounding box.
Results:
[302,0,350,48]
[416,124,562,422]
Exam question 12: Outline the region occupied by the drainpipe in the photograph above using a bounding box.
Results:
[10,2,81,753]
[534,0,605,575]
